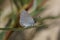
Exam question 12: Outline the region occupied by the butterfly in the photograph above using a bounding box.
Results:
[20,10,35,28]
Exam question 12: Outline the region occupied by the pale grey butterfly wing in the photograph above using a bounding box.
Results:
[20,10,34,28]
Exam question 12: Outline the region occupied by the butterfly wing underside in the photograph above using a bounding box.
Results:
[20,10,34,28]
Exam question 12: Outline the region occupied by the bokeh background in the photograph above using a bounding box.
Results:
[0,0,60,40]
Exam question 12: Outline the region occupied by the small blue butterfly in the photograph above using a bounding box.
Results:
[20,10,35,28]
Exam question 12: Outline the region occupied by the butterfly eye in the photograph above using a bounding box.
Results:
[20,10,35,28]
